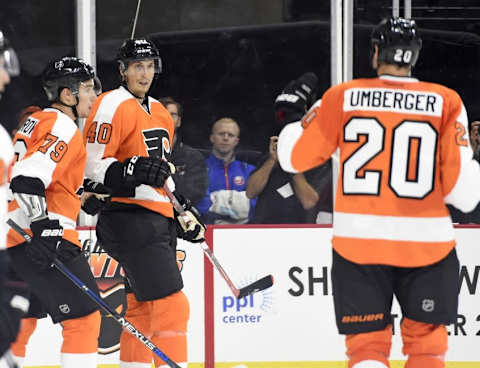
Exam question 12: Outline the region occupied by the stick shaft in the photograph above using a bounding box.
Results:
[162,186,241,297]
[130,0,142,39]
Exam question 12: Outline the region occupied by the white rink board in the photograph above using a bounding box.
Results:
[9,226,480,366]
[212,226,480,364]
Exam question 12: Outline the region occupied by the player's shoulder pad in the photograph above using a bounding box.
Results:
[91,87,133,124]
[44,108,79,140]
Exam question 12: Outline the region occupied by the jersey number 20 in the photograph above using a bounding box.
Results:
[343,117,437,199]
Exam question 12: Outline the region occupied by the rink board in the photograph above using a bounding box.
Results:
[15,226,480,367]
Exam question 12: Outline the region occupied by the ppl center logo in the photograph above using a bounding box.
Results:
[221,277,275,325]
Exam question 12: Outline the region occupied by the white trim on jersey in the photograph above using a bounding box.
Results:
[379,75,419,83]
[333,211,454,242]
[135,184,170,203]
[277,121,303,174]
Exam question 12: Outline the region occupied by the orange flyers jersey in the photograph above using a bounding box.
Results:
[278,75,480,267]
[0,125,14,250]
[83,86,175,217]
[7,108,85,247]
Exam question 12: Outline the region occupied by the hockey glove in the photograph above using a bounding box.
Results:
[81,178,111,215]
[173,194,206,243]
[274,72,318,124]
[27,218,63,270]
[122,156,175,188]
[0,278,29,357]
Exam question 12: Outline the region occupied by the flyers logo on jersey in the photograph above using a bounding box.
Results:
[142,128,170,159]
[18,117,40,138]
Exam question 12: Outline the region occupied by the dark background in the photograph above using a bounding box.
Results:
[1,0,480,152]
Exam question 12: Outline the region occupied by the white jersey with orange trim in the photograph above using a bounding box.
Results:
[0,125,14,250]
[7,108,85,247]
[83,86,175,217]
[278,75,480,267]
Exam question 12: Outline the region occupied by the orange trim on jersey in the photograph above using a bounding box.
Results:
[333,237,455,267]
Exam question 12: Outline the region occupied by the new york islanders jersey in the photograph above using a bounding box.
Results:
[0,125,14,250]
[8,108,85,247]
[278,75,480,267]
[83,86,175,217]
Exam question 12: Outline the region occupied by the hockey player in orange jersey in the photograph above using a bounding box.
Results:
[0,29,30,364]
[83,38,205,368]
[6,56,103,368]
[276,17,480,368]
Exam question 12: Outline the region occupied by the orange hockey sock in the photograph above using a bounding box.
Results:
[10,317,37,357]
[346,325,392,368]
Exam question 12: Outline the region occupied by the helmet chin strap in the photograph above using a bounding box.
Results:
[56,95,79,119]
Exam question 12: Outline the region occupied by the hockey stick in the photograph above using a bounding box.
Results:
[163,185,274,299]
[7,219,181,368]
[130,0,142,39]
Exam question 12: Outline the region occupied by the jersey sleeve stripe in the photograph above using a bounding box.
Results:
[134,184,171,203]
[277,121,303,173]
[333,211,454,242]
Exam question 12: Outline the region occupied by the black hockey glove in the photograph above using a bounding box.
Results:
[274,72,318,124]
[173,194,206,243]
[27,218,63,270]
[81,178,111,215]
[121,156,175,188]
[0,278,29,357]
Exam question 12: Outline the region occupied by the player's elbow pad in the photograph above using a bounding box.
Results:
[10,176,48,222]
[10,176,46,197]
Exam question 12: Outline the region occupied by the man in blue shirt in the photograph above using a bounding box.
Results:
[197,118,256,224]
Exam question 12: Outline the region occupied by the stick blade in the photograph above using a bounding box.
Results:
[237,275,274,299]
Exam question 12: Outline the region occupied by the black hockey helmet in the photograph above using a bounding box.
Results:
[42,56,96,101]
[371,17,422,68]
[0,30,20,77]
[117,38,162,74]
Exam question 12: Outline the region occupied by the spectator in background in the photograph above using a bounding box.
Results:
[196,117,256,224]
[246,135,332,224]
[159,97,208,206]
[448,120,480,223]
[470,120,480,162]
